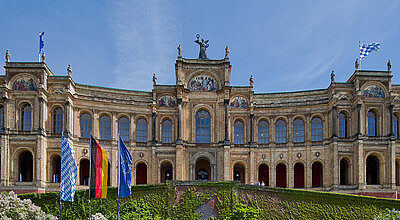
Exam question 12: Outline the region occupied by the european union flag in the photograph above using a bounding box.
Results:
[39,32,45,53]
[118,136,132,197]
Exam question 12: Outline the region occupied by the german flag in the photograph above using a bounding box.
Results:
[89,136,108,198]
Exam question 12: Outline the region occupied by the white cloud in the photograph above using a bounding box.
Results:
[108,0,181,91]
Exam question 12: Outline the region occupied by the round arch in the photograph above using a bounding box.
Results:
[366,154,381,185]
[233,161,246,183]
[311,161,323,187]
[293,162,305,188]
[258,163,269,186]
[18,150,34,182]
[276,162,287,188]
[136,161,148,185]
[160,160,174,182]
[339,157,351,185]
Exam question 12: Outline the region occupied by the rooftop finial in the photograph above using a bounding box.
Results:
[194,34,209,59]
[355,59,359,70]
[225,46,230,59]
[331,70,335,82]
[41,50,46,63]
[177,45,182,58]
[153,73,157,85]
[67,64,72,77]
[249,75,254,87]
[5,49,10,62]
[387,60,391,71]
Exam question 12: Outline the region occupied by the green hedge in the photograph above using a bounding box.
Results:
[18,182,400,219]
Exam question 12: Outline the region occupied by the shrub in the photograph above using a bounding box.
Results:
[375,208,400,220]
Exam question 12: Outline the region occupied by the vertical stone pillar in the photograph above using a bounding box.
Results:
[64,100,70,138]
[38,97,43,132]
[389,140,396,188]
[357,104,362,137]
[356,140,364,189]
[175,145,185,181]
[2,97,8,132]
[176,98,182,144]
[332,106,337,137]
[389,105,394,137]
[93,110,99,137]
[152,112,157,145]
[223,145,230,181]
[224,99,230,144]
[332,141,339,188]
[249,114,254,145]
[249,149,255,184]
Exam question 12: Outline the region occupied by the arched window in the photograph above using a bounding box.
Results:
[162,119,173,143]
[338,112,347,138]
[196,110,210,143]
[367,111,376,137]
[136,119,148,142]
[293,119,304,143]
[99,115,111,140]
[275,120,286,143]
[52,155,61,183]
[234,121,244,144]
[80,113,92,138]
[118,117,130,141]
[258,120,269,144]
[393,114,398,139]
[0,106,4,129]
[311,117,323,142]
[53,107,63,134]
[19,151,33,182]
[21,104,32,131]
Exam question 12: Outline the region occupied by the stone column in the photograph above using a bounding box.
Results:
[224,99,230,144]
[38,97,43,132]
[152,112,157,145]
[64,100,70,138]
[176,98,182,144]
[249,149,255,184]
[249,114,254,145]
[332,106,337,137]
[389,105,394,137]
[223,145,230,181]
[93,110,99,137]
[2,97,8,132]
[357,104,362,137]
[356,140,364,189]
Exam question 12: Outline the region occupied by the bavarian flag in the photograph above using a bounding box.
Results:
[89,135,108,198]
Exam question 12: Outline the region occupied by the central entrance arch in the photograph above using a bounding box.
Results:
[196,158,211,180]
[233,162,245,183]
[366,155,379,185]
[160,161,173,182]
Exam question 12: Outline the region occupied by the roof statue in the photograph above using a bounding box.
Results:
[355,59,359,70]
[194,34,209,59]
[153,73,157,85]
[6,49,10,62]
[225,46,230,59]
[177,45,182,58]
[387,60,391,71]
[249,75,254,87]
[67,64,72,77]
[331,71,335,82]
[41,50,46,62]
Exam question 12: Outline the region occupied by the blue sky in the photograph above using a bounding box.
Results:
[1,1,399,93]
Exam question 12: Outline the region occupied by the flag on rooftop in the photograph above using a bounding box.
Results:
[60,135,77,202]
[90,135,108,198]
[39,32,45,54]
[360,42,380,60]
[118,136,132,198]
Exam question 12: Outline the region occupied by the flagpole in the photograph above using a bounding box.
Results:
[359,41,362,70]
[88,133,92,220]
[117,134,120,220]
[60,135,62,220]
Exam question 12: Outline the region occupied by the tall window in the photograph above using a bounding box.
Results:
[196,110,210,143]
[338,113,347,138]
[311,117,323,142]
[394,114,399,139]
[162,120,173,143]
[53,107,63,134]
[0,106,3,129]
[21,104,32,131]
[234,121,244,144]
[136,118,148,142]
[99,115,111,140]
[118,117,130,141]
[293,119,304,143]
[80,113,92,138]
[258,120,269,144]
[368,111,376,137]
[275,120,287,143]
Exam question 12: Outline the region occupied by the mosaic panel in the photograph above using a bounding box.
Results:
[230,96,248,109]
[189,75,217,92]
[49,85,65,94]
[158,96,177,107]
[13,76,37,91]
[337,92,351,100]
[363,85,385,98]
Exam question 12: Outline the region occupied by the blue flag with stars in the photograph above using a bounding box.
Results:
[118,136,132,197]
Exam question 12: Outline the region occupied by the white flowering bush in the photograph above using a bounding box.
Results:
[0,191,57,220]
[375,208,400,220]
[90,213,107,220]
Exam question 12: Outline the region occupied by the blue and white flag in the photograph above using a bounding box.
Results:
[39,32,45,54]
[118,136,132,197]
[360,42,380,60]
[61,135,77,202]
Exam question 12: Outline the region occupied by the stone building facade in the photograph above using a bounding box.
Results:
[0,47,399,194]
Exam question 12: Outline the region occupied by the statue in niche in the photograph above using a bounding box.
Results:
[194,34,209,59]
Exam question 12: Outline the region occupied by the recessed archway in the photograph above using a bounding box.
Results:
[340,158,349,185]
[51,155,61,183]
[366,155,379,185]
[233,163,245,183]
[294,163,304,188]
[196,158,211,180]
[136,162,147,184]
[276,163,287,188]
[312,161,323,187]
[79,159,89,185]
[258,164,269,186]
[19,151,33,182]
[160,161,173,183]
